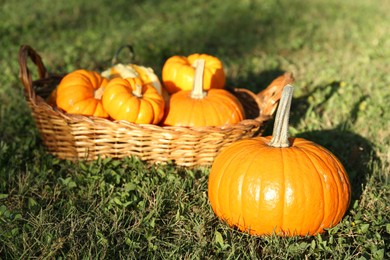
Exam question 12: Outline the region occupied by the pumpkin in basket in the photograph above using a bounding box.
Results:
[56,69,109,118]
[208,85,351,236]
[101,45,167,101]
[102,63,164,96]
[162,53,225,94]
[102,77,165,124]
[161,59,244,127]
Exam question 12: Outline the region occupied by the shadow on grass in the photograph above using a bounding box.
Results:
[288,81,344,127]
[226,68,288,94]
[90,1,309,71]
[296,127,377,203]
[291,83,377,202]
[258,80,377,203]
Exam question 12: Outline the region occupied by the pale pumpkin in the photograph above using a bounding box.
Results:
[208,85,351,236]
[162,53,225,94]
[161,59,244,127]
[102,77,165,124]
[56,69,109,118]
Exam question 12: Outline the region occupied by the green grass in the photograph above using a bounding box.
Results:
[1,0,389,258]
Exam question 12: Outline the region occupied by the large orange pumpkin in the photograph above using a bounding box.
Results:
[161,59,244,127]
[162,53,225,94]
[102,77,165,124]
[56,69,109,118]
[208,85,351,236]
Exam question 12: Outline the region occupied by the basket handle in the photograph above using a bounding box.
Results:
[256,72,294,120]
[18,45,48,101]
[111,44,136,65]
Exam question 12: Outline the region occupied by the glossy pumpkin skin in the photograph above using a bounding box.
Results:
[162,54,226,94]
[56,70,109,117]
[208,136,351,236]
[162,89,245,127]
[102,77,165,124]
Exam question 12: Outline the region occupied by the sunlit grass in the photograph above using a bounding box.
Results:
[0,0,389,258]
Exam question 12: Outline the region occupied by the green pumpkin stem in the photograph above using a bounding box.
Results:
[269,85,294,148]
[190,59,207,99]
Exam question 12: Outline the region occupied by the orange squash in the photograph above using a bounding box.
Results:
[208,85,351,236]
[102,77,165,124]
[101,45,163,96]
[162,53,225,94]
[102,63,164,96]
[56,69,108,118]
[161,59,244,127]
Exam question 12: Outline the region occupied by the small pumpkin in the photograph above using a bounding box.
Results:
[102,63,164,96]
[102,77,165,124]
[208,85,351,236]
[101,45,165,97]
[56,69,109,118]
[161,59,244,127]
[162,53,225,94]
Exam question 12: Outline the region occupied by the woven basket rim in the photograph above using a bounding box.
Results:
[18,43,294,132]
[28,84,268,131]
[18,44,294,165]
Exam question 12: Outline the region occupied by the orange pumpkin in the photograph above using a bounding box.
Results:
[56,69,109,118]
[102,63,164,96]
[162,53,225,94]
[161,59,244,127]
[102,77,165,124]
[208,85,351,236]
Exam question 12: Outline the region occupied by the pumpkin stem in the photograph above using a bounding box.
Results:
[94,87,105,100]
[269,85,294,148]
[132,84,143,98]
[190,59,207,99]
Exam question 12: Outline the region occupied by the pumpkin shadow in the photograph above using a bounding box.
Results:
[261,80,377,202]
[296,128,377,202]
[292,84,375,202]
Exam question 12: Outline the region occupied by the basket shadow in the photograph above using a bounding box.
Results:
[226,68,288,94]
[288,81,345,127]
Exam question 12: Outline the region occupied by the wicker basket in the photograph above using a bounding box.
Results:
[18,45,294,167]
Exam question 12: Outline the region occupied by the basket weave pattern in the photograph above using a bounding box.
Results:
[18,45,293,167]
